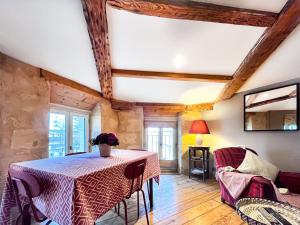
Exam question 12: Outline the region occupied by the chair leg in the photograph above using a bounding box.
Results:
[137,191,140,218]
[122,200,128,225]
[118,203,120,216]
[45,220,52,225]
[21,205,31,225]
[146,181,150,202]
[141,190,149,225]
[15,214,22,225]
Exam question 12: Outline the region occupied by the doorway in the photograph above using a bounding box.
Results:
[145,121,177,172]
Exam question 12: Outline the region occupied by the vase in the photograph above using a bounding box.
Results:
[98,144,111,157]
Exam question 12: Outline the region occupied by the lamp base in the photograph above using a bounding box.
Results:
[195,134,203,146]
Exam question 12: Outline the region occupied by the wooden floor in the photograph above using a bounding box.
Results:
[95,174,246,225]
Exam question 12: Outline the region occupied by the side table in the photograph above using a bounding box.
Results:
[188,146,210,181]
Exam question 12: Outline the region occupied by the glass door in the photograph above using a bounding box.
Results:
[146,126,177,171]
[48,111,68,158]
[70,113,89,153]
[48,106,89,158]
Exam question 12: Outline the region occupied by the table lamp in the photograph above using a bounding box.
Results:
[189,120,210,146]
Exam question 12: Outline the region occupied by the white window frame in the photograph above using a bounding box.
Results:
[49,104,90,155]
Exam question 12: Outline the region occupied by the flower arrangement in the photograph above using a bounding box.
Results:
[89,133,119,146]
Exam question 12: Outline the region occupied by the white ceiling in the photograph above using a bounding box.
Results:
[113,77,225,104]
[0,0,100,91]
[1,0,298,104]
[107,5,265,75]
[240,24,300,92]
[194,0,287,13]
[107,4,270,103]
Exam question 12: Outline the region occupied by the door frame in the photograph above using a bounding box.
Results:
[144,120,178,171]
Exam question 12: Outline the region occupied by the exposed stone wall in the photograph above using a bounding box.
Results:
[99,99,118,134]
[117,107,144,149]
[90,103,144,150]
[0,52,50,197]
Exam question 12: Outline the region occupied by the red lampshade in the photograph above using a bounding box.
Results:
[189,120,210,134]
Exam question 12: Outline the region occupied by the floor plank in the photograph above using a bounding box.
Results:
[32,174,242,225]
[96,174,243,225]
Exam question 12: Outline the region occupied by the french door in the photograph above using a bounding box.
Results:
[48,106,89,158]
[145,125,177,171]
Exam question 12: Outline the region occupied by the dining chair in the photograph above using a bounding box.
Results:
[130,149,150,199]
[65,151,87,156]
[8,168,52,225]
[118,158,149,225]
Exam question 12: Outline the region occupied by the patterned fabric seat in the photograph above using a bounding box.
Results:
[214,147,300,207]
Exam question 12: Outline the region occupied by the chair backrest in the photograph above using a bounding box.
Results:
[65,151,86,156]
[9,167,44,221]
[124,159,147,198]
[214,147,258,170]
[9,168,42,198]
[130,149,147,151]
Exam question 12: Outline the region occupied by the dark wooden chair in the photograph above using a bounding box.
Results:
[118,159,149,225]
[9,168,52,225]
[130,149,151,198]
[65,151,87,156]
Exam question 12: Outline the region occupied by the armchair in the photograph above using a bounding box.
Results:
[214,147,300,207]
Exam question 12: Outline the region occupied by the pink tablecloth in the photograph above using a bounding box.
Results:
[0,149,160,225]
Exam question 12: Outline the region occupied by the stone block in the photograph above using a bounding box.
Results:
[11,129,49,150]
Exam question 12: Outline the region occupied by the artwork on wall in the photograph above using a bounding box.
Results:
[244,83,299,131]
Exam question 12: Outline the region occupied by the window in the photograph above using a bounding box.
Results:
[48,105,89,158]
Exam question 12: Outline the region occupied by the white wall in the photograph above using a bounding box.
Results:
[202,78,300,172]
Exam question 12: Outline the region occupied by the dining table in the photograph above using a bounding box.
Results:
[0,149,160,225]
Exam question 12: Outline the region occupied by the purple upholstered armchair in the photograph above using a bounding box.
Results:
[214,147,300,207]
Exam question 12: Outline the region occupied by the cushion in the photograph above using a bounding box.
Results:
[237,150,279,181]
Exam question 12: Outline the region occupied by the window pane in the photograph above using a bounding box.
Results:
[49,113,66,158]
[72,116,86,152]
[147,127,159,153]
[162,128,174,160]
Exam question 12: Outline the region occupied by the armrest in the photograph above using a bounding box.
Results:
[277,171,300,195]
[244,176,275,200]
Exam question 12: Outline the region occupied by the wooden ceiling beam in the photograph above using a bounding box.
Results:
[41,69,102,98]
[112,69,232,83]
[138,102,214,113]
[217,0,300,102]
[246,94,296,109]
[111,99,136,110]
[111,99,214,114]
[81,0,113,99]
[107,0,277,27]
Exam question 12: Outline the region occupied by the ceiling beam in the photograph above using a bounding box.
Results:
[107,0,277,27]
[111,99,137,110]
[41,70,102,98]
[217,0,300,102]
[111,99,214,114]
[81,0,113,99]
[246,94,296,109]
[112,69,232,83]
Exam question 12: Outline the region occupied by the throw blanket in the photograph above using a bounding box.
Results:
[217,167,256,199]
[218,170,300,208]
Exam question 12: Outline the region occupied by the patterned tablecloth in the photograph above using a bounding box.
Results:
[0,149,160,225]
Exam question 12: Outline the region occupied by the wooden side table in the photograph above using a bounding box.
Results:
[188,146,210,181]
